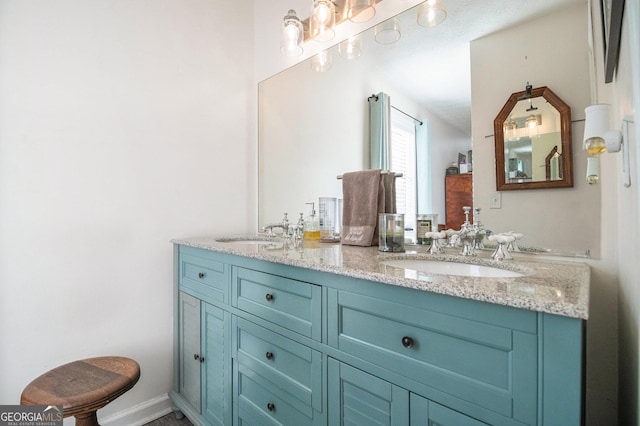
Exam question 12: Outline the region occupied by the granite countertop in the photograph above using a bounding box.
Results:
[172,235,590,319]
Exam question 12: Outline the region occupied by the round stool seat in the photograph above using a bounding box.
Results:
[21,356,140,426]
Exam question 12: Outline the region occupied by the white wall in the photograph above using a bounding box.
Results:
[0,0,255,423]
[470,3,619,424]
[598,0,640,421]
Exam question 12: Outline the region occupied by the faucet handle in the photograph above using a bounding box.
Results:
[488,234,515,260]
[505,232,523,252]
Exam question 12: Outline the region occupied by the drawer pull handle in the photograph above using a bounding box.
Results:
[200,356,205,363]
[193,354,200,361]
[265,352,274,360]
[265,293,274,302]
[198,272,205,279]
[267,402,275,412]
[401,336,414,349]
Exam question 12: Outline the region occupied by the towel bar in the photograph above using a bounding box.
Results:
[337,171,403,179]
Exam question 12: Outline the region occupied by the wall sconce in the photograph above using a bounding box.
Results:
[417,0,447,28]
[583,104,630,187]
[346,0,376,23]
[310,0,336,42]
[280,10,304,57]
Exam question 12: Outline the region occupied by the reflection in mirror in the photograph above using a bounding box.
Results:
[494,86,573,190]
[259,0,590,255]
[259,3,471,231]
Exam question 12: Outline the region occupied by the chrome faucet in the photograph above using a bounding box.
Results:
[472,207,486,250]
[262,213,290,237]
[456,206,476,256]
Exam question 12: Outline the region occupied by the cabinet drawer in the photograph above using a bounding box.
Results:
[179,248,230,304]
[235,318,322,411]
[236,364,323,426]
[233,267,322,340]
[330,290,537,422]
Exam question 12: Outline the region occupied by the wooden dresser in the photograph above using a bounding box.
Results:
[445,173,473,229]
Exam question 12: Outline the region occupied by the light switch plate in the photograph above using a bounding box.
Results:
[490,192,502,209]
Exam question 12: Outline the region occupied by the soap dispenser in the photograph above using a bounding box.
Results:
[303,202,320,240]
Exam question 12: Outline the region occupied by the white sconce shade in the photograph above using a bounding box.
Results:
[417,0,447,28]
[310,0,336,41]
[311,50,332,72]
[586,157,600,185]
[339,35,362,60]
[346,0,376,23]
[375,17,401,45]
[280,10,304,56]
[583,104,610,154]
[583,104,629,186]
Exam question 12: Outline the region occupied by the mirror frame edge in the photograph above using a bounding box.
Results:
[493,86,574,191]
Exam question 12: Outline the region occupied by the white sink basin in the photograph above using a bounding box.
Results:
[381,259,525,278]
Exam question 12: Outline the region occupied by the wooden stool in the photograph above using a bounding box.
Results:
[21,356,140,426]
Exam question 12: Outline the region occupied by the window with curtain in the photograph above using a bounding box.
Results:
[390,107,417,240]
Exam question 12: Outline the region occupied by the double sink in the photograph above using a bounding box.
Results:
[214,237,525,278]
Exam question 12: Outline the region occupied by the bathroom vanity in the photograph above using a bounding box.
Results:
[169,237,589,426]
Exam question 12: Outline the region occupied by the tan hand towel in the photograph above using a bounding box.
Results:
[342,170,383,246]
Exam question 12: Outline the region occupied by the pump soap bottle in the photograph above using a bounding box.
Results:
[303,202,321,240]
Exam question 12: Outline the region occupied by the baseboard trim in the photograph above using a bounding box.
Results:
[100,394,173,426]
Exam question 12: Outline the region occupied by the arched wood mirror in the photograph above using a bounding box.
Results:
[494,85,573,190]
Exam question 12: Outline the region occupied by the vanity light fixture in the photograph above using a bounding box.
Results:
[281,9,304,57]
[583,104,630,186]
[417,0,447,28]
[339,35,363,60]
[375,17,401,44]
[346,0,376,23]
[310,0,336,41]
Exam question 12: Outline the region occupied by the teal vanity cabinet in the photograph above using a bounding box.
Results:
[170,243,585,426]
[170,248,232,426]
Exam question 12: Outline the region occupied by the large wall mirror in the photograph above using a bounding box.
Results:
[259,0,593,255]
[494,86,573,191]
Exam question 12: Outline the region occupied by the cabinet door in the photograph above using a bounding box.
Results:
[201,302,232,426]
[410,394,488,426]
[330,289,537,422]
[328,358,409,426]
[179,291,201,413]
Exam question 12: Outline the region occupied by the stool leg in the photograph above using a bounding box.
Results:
[75,411,99,426]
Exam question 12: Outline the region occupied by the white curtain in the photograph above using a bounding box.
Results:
[415,119,431,213]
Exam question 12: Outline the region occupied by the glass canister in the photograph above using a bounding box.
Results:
[378,213,405,252]
[318,197,337,239]
[416,214,438,245]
